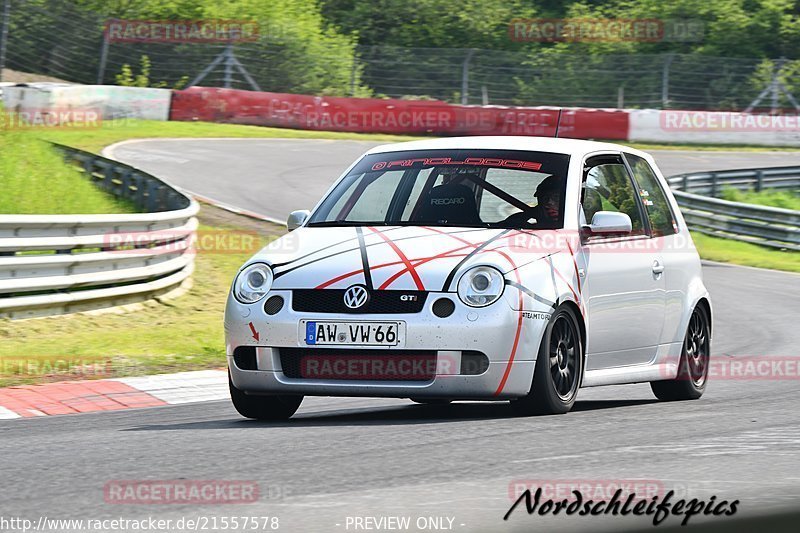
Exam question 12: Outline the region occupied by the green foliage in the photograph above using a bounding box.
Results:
[115,55,151,88]
[321,0,537,49]
[322,0,800,59]
[12,0,364,96]
[319,0,800,107]
[115,55,188,89]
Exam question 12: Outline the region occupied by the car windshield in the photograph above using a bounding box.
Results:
[307,149,571,229]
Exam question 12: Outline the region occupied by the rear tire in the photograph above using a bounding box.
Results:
[229,372,303,420]
[651,305,710,401]
[511,305,583,416]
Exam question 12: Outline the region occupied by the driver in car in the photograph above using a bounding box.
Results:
[500,174,563,229]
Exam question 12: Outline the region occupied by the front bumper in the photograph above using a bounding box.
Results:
[224,289,546,399]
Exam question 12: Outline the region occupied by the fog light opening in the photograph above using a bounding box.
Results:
[233,346,258,370]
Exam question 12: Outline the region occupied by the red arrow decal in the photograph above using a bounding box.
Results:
[248,322,260,342]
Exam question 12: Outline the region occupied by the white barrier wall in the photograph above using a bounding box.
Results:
[629,109,800,147]
[1,84,56,112]
[1,85,170,122]
[53,86,171,121]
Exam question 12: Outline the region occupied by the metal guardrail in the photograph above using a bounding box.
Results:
[0,145,199,319]
[667,166,800,251]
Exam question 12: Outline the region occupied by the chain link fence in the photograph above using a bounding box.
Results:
[355,46,797,110]
[1,0,799,111]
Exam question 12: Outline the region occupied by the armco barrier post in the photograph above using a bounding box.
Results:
[756,169,764,192]
[134,173,146,208]
[81,155,94,177]
[146,180,158,212]
[103,164,115,194]
[120,168,132,200]
[710,172,718,198]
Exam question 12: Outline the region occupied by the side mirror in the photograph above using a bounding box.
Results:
[583,211,632,236]
[287,210,310,231]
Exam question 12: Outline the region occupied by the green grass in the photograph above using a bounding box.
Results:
[720,187,800,211]
[692,231,800,273]
[0,129,136,214]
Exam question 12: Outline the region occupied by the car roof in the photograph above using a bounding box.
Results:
[366,136,650,159]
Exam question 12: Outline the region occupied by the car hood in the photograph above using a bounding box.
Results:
[251,226,558,291]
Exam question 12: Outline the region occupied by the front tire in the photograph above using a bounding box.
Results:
[650,305,710,401]
[229,372,303,420]
[512,305,583,416]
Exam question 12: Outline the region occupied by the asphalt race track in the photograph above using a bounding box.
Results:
[2,139,800,532]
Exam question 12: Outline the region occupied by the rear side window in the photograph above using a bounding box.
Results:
[583,158,646,236]
[625,154,678,236]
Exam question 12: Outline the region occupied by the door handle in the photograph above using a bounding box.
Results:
[652,261,665,275]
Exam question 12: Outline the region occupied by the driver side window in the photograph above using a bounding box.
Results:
[583,158,646,236]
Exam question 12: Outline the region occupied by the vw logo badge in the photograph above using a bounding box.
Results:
[343,285,369,309]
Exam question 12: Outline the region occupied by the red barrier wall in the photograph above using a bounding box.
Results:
[170,87,629,140]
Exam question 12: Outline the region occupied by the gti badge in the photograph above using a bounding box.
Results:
[343,285,370,309]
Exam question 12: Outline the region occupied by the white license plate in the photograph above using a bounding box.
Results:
[301,320,405,347]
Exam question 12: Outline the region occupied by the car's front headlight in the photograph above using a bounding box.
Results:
[233,263,273,304]
[457,266,505,307]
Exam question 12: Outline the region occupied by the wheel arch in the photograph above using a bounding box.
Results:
[558,300,587,386]
[694,297,712,336]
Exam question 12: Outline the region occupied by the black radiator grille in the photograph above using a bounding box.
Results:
[292,289,427,314]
